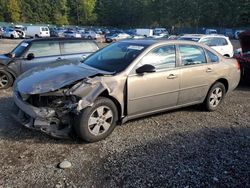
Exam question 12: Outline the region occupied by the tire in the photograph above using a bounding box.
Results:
[0,69,14,89]
[204,82,226,111]
[88,36,92,39]
[10,34,14,39]
[35,34,39,38]
[74,97,118,142]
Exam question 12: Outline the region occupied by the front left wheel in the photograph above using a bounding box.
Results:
[74,97,118,142]
[0,69,13,89]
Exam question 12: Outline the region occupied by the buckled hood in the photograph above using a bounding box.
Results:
[15,61,112,94]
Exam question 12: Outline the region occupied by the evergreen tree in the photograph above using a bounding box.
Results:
[6,0,21,23]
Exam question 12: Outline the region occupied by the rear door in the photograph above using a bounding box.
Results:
[127,44,180,116]
[20,41,61,73]
[177,44,212,105]
[60,40,99,63]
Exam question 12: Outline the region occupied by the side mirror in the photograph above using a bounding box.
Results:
[27,53,35,60]
[6,53,15,58]
[136,64,156,74]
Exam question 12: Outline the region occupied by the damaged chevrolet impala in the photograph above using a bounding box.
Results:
[13,40,240,142]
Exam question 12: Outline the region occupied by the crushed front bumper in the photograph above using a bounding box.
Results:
[12,91,72,139]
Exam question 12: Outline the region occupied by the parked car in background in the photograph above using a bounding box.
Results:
[14,25,25,31]
[94,28,103,34]
[0,38,99,89]
[0,27,4,38]
[64,30,81,38]
[105,32,131,43]
[26,26,50,38]
[12,40,240,142]
[154,28,168,35]
[224,29,234,39]
[235,30,245,39]
[82,30,101,40]
[131,35,146,39]
[151,33,169,39]
[234,30,250,82]
[205,29,218,35]
[179,34,234,57]
[2,28,19,39]
[15,29,25,38]
[50,28,64,37]
[136,29,154,37]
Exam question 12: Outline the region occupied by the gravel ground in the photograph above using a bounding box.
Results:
[0,39,249,188]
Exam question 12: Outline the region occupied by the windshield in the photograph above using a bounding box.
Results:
[84,42,148,73]
[11,42,30,57]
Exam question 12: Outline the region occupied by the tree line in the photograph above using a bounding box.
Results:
[0,0,249,28]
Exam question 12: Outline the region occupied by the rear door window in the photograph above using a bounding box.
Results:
[61,41,98,55]
[26,42,60,57]
[206,49,219,62]
[179,45,207,66]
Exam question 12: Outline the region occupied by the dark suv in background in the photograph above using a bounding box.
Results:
[0,38,99,89]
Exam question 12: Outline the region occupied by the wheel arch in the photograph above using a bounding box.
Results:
[0,64,17,80]
[98,90,123,121]
[210,78,229,93]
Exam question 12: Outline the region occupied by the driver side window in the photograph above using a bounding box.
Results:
[139,45,176,70]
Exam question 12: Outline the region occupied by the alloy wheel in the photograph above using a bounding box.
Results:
[88,106,113,136]
[0,72,8,88]
[209,88,223,108]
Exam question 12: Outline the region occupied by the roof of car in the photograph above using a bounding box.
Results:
[120,39,210,47]
[23,37,94,43]
[120,39,162,45]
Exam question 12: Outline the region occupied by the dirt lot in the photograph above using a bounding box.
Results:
[0,39,249,188]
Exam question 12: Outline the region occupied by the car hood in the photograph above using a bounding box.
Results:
[0,54,11,65]
[15,62,112,94]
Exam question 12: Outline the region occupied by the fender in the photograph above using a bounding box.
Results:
[0,63,17,79]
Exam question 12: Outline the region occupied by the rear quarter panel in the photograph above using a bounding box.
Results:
[211,57,240,93]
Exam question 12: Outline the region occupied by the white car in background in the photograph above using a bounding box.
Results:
[2,28,19,39]
[82,30,101,39]
[205,29,217,35]
[0,27,4,38]
[105,32,131,43]
[26,26,50,38]
[64,30,81,38]
[179,34,234,57]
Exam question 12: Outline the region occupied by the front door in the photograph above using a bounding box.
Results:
[127,44,180,116]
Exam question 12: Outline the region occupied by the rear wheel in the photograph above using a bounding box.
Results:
[204,82,226,111]
[74,97,118,142]
[0,69,13,89]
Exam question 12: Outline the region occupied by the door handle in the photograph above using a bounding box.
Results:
[206,68,213,72]
[167,74,177,79]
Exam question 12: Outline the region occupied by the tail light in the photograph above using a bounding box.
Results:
[236,60,241,70]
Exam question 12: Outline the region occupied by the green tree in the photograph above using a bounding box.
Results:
[6,0,21,23]
[51,0,69,25]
